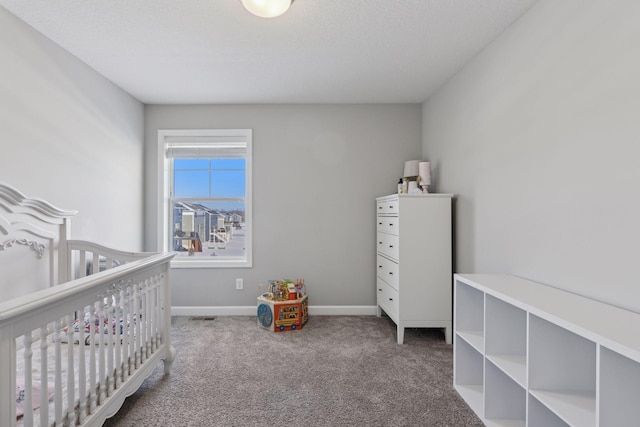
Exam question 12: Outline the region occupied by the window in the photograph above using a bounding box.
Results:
[158,129,252,268]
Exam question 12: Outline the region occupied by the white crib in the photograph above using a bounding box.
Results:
[0,183,175,426]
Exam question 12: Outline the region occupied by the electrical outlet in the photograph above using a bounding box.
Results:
[235,278,243,290]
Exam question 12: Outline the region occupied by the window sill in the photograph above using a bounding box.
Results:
[170,257,252,269]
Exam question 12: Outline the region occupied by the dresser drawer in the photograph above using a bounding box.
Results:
[377,277,399,319]
[376,232,399,260]
[376,198,399,216]
[376,216,399,235]
[376,254,398,290]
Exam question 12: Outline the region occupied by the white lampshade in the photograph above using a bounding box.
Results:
[241,0,293,18]
[419,162,431,185]
[403,160,421,178]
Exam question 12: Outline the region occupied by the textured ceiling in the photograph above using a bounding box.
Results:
[0,0,539,104]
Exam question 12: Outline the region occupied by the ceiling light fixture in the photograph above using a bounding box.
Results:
[241,0,294,18]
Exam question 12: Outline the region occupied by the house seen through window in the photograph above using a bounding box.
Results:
[158,129,252,268]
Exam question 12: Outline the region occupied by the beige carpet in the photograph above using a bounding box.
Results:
[104,315,482,426]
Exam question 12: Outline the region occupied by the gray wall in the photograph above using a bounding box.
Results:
[422,0,640,311]
[0,8,145,250]
[145,104,422,307]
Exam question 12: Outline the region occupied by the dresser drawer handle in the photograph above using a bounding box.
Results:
[389,272,393,275]
[389,298,393,301]
[389,245,394,248]
[378,222,382,225]
[389,223,393,226]
[378,265,382,268]
[389,205,394,209]
[379,241,383,245]
[378,288,382,291]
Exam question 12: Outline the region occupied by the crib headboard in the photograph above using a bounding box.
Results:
[0,183,77,300]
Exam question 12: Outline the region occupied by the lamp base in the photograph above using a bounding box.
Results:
[420,185,430,194]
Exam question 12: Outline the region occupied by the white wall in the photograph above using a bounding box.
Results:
[422,0,640,311]
[145,104,422,307]
[0,8,145,250]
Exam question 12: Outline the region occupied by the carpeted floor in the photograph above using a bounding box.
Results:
[104,315,482,426]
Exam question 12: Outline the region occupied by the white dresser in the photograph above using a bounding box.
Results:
[375,194,453,344]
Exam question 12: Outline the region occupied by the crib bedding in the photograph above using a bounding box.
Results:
[15,379,54,418]
[61,305,137,346]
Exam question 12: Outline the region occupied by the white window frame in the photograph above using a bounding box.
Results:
[157,129,252,268]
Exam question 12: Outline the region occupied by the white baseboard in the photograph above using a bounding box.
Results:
[171,305,378,317]
[310,305,378,315]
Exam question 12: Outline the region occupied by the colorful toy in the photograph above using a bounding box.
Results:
[257,278,308,332]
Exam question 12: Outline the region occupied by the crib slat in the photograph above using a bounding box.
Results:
[92,252,99,276]
[66,314,76,426]
[146,278,152,358]
[98,299,106,404]
[40,326,49,427]
[106,294,114,396]
[129,285,137,372]
[115,289,122,389]
[0,327,18,427]
[89,303,97,413]
[155,275,161,350]
[155,275,162,349]
[150,279,155,353]
[149,277,156,354]
[78,307,87,423]
[23,333,33,427]
[141,280,148,363]
[54,320,63,426]
[150,278,157,352]
[122,285,130,380]
[79,250,87,279]
[134,283,142,369]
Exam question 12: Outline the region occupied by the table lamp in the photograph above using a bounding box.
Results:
[419,162,431,193]
[403,160,420,180]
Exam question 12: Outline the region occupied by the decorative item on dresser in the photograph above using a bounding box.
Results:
[375,193,454,345]
[454,273,640,426]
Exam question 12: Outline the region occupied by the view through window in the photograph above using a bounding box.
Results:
[159,130,252,267]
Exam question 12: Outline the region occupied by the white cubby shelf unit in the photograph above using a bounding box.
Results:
[453,274,640,427]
